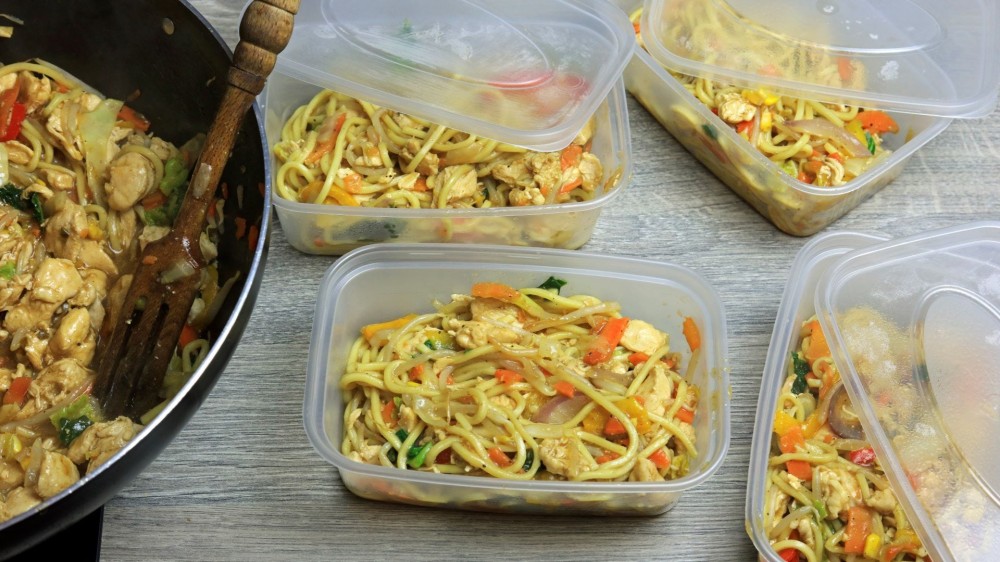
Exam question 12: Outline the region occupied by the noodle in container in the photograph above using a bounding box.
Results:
[615,0,1000,236]
[304,244,731,515]
[747,224,1000,562]
[262,0,636,255]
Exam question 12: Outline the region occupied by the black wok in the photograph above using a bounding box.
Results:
[0,0,269,556]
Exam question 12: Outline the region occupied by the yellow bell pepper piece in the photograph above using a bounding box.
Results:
[863,533,882,559]
[845,118,868,145]
[615,397,652,433]
[773,411,799,436]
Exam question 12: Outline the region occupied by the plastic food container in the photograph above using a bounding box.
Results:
[304,244,731,514]
[747,223,1000,561]
[616,0,1000,236]
[264,0,636,254]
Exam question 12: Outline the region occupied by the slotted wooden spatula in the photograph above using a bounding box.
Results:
[93,0,300,420]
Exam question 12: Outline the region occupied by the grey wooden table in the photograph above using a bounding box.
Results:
[97,1,999,560]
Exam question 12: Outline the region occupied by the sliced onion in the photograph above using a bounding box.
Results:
[827,384,865,440]
[23,438,43,488]
[591,368,631,396]
[531,393,589,424]
[0,144,8,186]
[784,118,869,157]
[159,259,197,284]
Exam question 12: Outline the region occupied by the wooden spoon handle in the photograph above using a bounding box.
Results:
[167,0,300,249]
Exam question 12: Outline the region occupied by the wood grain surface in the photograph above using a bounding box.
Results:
[96,1,1000,560]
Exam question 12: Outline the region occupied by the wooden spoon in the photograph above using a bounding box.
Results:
[93,0,300,420]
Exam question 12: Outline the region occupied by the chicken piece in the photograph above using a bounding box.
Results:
[471,299,522,326]
[491,157,533,189]
[46,307,95,365]
[35,450,80,499]
[620,319,668,356]
[537,437,588,479]
[68,269,108,309]
[437,165,478,204]
[716,91,757,124]
[0,73,14,92]
[527,152,562,195]
[793,517,816,550]
[106,151,156,211]
[489,394,517,412]
[454,321,520,350]
[15,359,91,420]
[148,137,177,161]
[0,460,24,492]
[19,71,52,114]
[766,489,791,530]
[356,139,383,167]
[43,202,117,275]
[199,231,218,263]
[32,258,84,305]
[45,105,84,161]
[628,457,663,482]
[114,208,139,254]
[67,416,140,473]
[865,488,898,514]
[348,443,381,465]
[816,465,863,519]
[577,153,602,192]
[21,332,48,371]
[41,168,76,191]
[509,186,545,206]
[3,140,33,166]
[636,366,674,417]
[0,486,41,522]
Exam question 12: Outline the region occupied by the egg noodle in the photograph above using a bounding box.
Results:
[273,89,604,209]
[629,6,900,188]
[341,279,700,482]
[0,59,226,522]
[763,315,925,562]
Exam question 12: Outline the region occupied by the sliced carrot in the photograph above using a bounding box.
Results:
[178,324,199,348]
[779,425,806,454]
[381,401,396,424]
[785,459,813,481]
[595,452,620,464]
[408,364,425,381]
[412,176,428,192]
[487,447,512,467]
[843,506,872,553]
[682,316,701,351]
[326,185,360,206]
[632,21,640,36]
[471,282,519,301]
[648,448,671,469]
[675,407,695,424]
[856,110,899,134]
[777,547,800,562]
[117,105,151,132]
[248,224,260,253]
[142,255,158,265]
[583,317,629,366]
[305,113,347,165]
[234,217,247,240]
[837,56,854,83]
[342,171,364,194]
[558,176,583,195]
[2,376,31,406]
[553,380,576,398]
[361,314,418,341]
[494,369,523,385]
[141,190,167,210]
[627,352,649,366]
[603,417,627,437]
[560,144,583,171]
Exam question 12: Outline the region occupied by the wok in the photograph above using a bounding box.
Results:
[0,0,270,556]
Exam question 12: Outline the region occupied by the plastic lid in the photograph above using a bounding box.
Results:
[817,222,1000,562]
[275,0,635,151]
[640,0,1000,118]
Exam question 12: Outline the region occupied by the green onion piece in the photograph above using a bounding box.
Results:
[791,352,810,394]
[406,441,433,468]
[0,262,15,279]
[537,276,568,294]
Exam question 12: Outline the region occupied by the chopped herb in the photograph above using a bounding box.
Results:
[0,183,45,224]
[0,183,22,208]
[0,262,15,279]
[58,416,93,445]
[701,124,718,140]
[406,441,433,468]
[865,131,876,154]
[394,428,409,442]
[29,193,43,224]
[538,276,567,294]
[522,449,534,471]
[791,352,810,394]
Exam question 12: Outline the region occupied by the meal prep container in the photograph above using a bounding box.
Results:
[747,223,1000,562]
[617,0,1000,236]
[304,244,731,515]
[264,0,636,255]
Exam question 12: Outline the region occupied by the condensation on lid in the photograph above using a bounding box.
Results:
[817,222,1000,562]
[275,0,635,151]
[640,0,1000,118]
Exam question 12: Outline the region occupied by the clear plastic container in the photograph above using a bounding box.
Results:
[264,0,636,254]
[747,223,1000,562]
[615,0,967,236]
[303,244,730,515]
